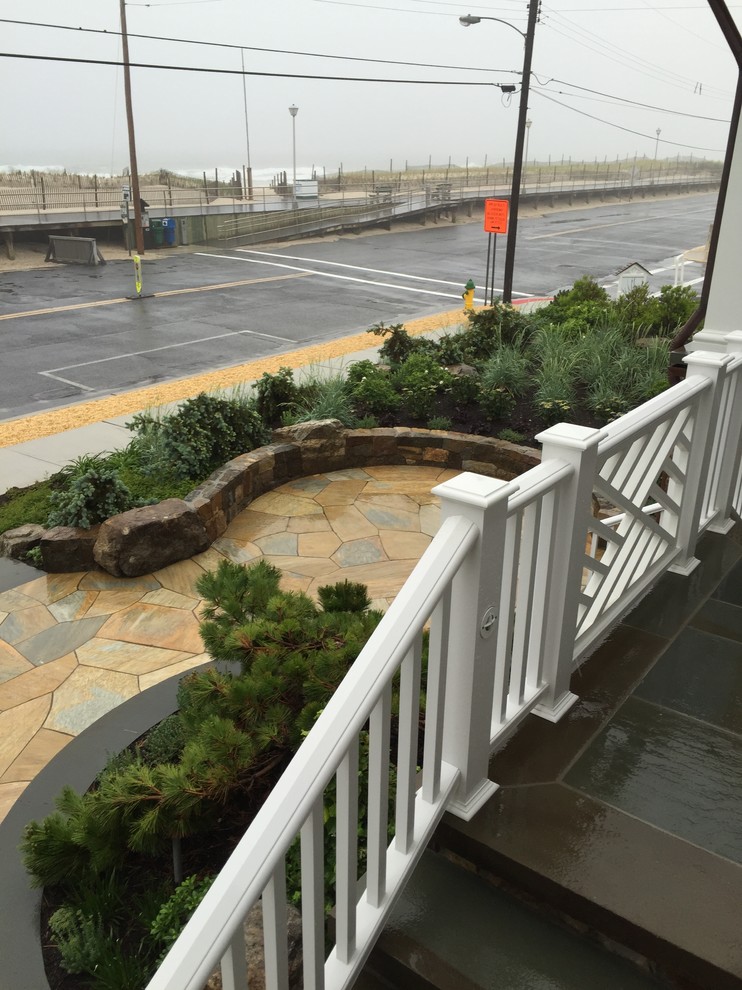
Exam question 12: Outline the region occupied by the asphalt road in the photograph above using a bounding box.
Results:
[0,192,717,422]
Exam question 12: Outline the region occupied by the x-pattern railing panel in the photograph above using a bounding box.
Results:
[576,395,700,649]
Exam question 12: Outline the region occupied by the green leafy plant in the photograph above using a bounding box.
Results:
[427,415,453,431]
[479,346,531,419]
[135,393,267,481]
[150,873,214,960]
[346,360,400,419]
[498,428,526,444]
[393,353,453,421]
[46,465,140,529]
[290,372,357,425]
[368,322,433,365]
[255,367,301,426]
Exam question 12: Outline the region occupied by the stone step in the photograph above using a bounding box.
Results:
[367,850,664,990]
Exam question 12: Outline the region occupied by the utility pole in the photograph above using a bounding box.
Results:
[120,0,145,254]
[501,0,539,305]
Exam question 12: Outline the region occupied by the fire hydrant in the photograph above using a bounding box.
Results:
[462,278,475,310]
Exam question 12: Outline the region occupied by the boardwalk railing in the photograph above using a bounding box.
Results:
[146,343,742,990]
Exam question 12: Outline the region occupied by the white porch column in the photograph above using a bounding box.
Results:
[708,332,742,532]
[687,111,742,353]
[432,471,517,821]
[671,351,731,572]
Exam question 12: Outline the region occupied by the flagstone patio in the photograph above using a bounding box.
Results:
[0,464,456,824]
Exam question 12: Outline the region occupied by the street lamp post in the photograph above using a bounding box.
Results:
[289,105,299,209]
[459,3,539,304]
[655,128,662,160]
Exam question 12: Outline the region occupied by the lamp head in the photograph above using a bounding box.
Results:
[289,105,299,117]
[459,14,481,26]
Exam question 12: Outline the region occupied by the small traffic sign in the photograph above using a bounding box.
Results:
[120,202,129,223]
[484,199,509,234]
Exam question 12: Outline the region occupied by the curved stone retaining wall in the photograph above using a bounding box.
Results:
[37,421,540,577]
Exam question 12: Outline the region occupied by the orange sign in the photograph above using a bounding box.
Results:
[484,199,509,234]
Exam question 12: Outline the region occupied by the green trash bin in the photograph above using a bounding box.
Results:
[151,218,164,246]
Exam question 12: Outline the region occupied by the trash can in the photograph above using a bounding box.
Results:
[162,217,176,247]
[151,218,164,247]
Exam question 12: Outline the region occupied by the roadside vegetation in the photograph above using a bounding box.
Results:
[0,278,696,553]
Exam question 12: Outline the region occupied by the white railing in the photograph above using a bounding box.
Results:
[146,342,742,990]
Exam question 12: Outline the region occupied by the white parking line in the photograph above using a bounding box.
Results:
[238,249,471,289]
[39,327,297,392]
[197,252,534,299]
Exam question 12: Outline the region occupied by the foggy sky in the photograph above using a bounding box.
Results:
[1,0,739,178]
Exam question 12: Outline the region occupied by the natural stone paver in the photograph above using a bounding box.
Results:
[355,503,421,532]
[0,604,56,645]
[324,505,378,541]
[76,638,193,676]
[47,666,140,735]
[48,590,98,623]
[287,515,332,534]
[332,537,387,567]
[223,510,289,541]
[19,572,83,605]
[1,728,72,783]
[297,531,342,558]
[0,696,51,776]
[152,559,208,598]
[0,464,451,823]
[379,531,432,560]
[419,504,441,537]
[18,615,108,667]
[254,533,299,555]
[138,653,211,691]
[0,588,43,612]
[0,640,34,683]
[212,538,261,564]
[263,555,340,579]
[84,589,147,616]
[98,604,204,654]
[253,492,323,517]
[78,572,161,591]
[141,589,200,610]
[315,481,368,506]
[0,654,77,711]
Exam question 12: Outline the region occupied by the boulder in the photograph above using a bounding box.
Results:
[94,499,209,577]
[41,526,100,573]
[272,419,345,443]
[206,902,302,990]
[0,523,46,559]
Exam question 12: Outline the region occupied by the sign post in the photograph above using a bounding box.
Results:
[483,199,509,305]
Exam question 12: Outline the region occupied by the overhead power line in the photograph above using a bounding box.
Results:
[537,79,730,122]
[0,50,511,86]
[0,17,519,75]
[532,90,727,153]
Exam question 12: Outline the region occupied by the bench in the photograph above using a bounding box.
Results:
[45,235,106,266]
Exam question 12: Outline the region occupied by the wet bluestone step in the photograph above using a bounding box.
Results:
[436,528,742,990]
[367,850,664,990]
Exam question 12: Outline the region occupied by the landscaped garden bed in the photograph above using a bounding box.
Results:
[0,278,695,577]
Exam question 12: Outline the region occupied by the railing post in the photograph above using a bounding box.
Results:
[671,351,731,573]
[532,424,604,719]
[708,332,742,533]
[432,471,518,821]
